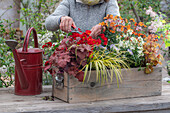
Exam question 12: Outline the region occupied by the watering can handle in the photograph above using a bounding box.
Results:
[22,27,39,52]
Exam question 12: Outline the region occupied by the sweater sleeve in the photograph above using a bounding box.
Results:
[45,0,70,31]
[106,0,120,16]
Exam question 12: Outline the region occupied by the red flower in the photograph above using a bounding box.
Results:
[92,39,97,45]
[80,33,87,41]
[78,28,82,32]
[96,39,102,45]
[71,32,80,37]
[87,39,97,45]
[99,34,105,38]
[85,30,91,36]
[103,40,108,45]
[42,45,48,48]
[87,36,92,41]
[45,42,52,47]
[42,42,53,48]
[77,40,84,45]
[99,34,108,42]
[88,51,93,58]
[45,61,50,66]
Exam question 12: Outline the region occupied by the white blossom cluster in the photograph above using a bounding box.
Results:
[0,65,7,74]
[111,30,145,58]
[37,31,53,44]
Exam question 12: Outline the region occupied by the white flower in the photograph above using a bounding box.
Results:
[123,34,128,38]
[138,52,144,58]
[138,50,143,54]
[131,37,138,44]
[7,51,12,55]
[125,40,130,48]
[53,42,58,45]
[118,41,123,47]
[110,44,120,51]
[0,65,7,74]
[127,30,133,35]
[37,34,42,38]
[38,31,53,44]
[29,46,33,48]
[130,46,135,50]
[59,34,65,37]
[137,47,143,50]
[9,63,15,67]
[138,37,143,42]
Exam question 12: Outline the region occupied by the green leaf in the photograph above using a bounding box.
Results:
[67,32,72,36]
[138,67,142,71]
[0,81,2,88]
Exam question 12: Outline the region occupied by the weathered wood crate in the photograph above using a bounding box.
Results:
[53,67,162,103]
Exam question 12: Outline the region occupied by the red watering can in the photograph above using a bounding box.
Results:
[5,27,43,95]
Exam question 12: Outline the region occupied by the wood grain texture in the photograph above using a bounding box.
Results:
[53,67,162,103]
[53,76,68,102]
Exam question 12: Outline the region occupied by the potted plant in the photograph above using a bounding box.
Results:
[42,15,166,103]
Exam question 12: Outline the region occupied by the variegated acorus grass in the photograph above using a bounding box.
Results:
[81,50,130,87]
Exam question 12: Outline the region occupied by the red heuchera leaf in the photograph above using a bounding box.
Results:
[58,38,70,50]
[43,65,51,71]
[75,71,84,82]
[58,44,67,50]
[57,52,70,68]
[67,67,78,77]
[49,53,58,66]
[77,50,87,59]
[77,58,87,67]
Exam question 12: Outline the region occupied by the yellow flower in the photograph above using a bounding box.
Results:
[138,22,144,26]
[130,18,135,22]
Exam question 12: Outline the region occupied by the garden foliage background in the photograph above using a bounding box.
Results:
[0,0,169,87]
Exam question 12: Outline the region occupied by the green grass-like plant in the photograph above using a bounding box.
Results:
[82,49,130,87]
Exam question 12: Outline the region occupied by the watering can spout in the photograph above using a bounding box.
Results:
[5,40,29,89]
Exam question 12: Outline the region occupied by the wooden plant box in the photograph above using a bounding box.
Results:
[53,67,162,103]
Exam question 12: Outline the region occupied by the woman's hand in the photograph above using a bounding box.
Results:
[60,16,76,33]
[90,24,102,38]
